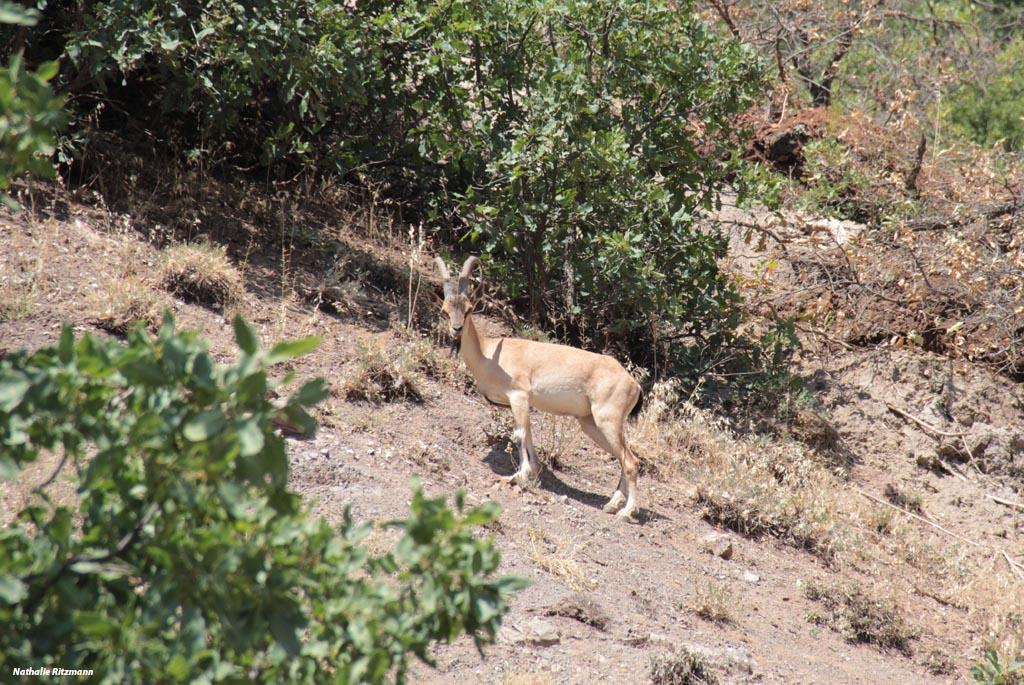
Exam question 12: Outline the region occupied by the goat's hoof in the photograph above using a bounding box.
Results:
[602,493,626,513]
[615,509,639,523]
[502,473,536,489]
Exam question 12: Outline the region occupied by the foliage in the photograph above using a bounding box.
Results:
[947,36,1024,152]
[0,315,524,683]
[972,649,1024,685]
[0,1,65,205]
[7,0,767,375]
[798,138,872,222]
[406,0,766,364]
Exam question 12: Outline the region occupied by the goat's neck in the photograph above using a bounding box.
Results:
[459,313,489,375]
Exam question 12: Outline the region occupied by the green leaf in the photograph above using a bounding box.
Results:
[267,336,322,364]
[166,654,188,681]
[0,573,27,604]
[233,316,259,355]
[236,417,265,456]
[0,457,18,480]
[57,325,74,363]
[0,371,29,411]
[70,559,135,578]
[217,481,246,518]
[282,405,316,435]
[74,611,118,638]
[0,2,39,26]
[290,378,328,407]
[35,60,59,82]
[183,409,226,442]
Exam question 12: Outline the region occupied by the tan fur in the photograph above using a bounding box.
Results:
[437,256,643,520]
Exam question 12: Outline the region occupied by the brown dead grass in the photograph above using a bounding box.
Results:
[0,273,37,322]
[527,527,593,592]
[341,338,428,403]
[689,578,735,624]
[87,275,167,334]
[649,646,720,685]
[632,383,853,562]
[158,242,244,311]
[804,580,916,654]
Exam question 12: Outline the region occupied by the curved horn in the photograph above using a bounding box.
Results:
[459,256,482,280]
[434,256,451,280]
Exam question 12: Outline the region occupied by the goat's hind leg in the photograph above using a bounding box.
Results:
[578,415,626,513]
[590,411,639,521]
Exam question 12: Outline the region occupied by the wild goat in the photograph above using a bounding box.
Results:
[436,255,643,520]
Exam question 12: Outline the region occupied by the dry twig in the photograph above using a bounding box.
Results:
[853,486,980,548]
[988,494,1024,512]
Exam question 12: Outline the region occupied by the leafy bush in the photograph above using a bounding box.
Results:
[0,315,524,683]
[407,0,766,363]
[798,138,872,222]
[972,649,1024,685]
[13,0,769,374]
[49,0,371,167]
[947,36,1024,152]
[0,1,65,205]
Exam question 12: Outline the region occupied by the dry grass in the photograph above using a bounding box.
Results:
[689,578,735,624]
[883,483,924,514]
[527,527,593,592]
[158,241,244,311]
[804,580,916,654]
[0,272,37,322]
[630,381,855,562]
[955,560,1024,675]
[87,275,167,334]
[341,338,427,403]
[632,378,1024,666]
[649,646,719,685]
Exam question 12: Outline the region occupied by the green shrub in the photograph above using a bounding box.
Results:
[0,1,65,205]
[947,36,1024,152]
[972,649,1024,685]
[799,138,872,222]
[409,0,766,366]
[13,0,770,375]
[0,315,525,683]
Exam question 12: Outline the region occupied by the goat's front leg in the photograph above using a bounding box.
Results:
[506,391,540,486]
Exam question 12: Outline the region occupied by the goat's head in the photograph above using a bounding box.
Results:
[436,256,482,341]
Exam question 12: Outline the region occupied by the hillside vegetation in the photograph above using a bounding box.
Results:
[2,0,1024,683]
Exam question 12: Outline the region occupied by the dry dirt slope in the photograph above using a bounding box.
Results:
[1,200,1023,684]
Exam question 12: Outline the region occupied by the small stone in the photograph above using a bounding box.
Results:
[742,571,760,584]
[559,494,569,504]
[522,617,560,645]
[702,533,733,560]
